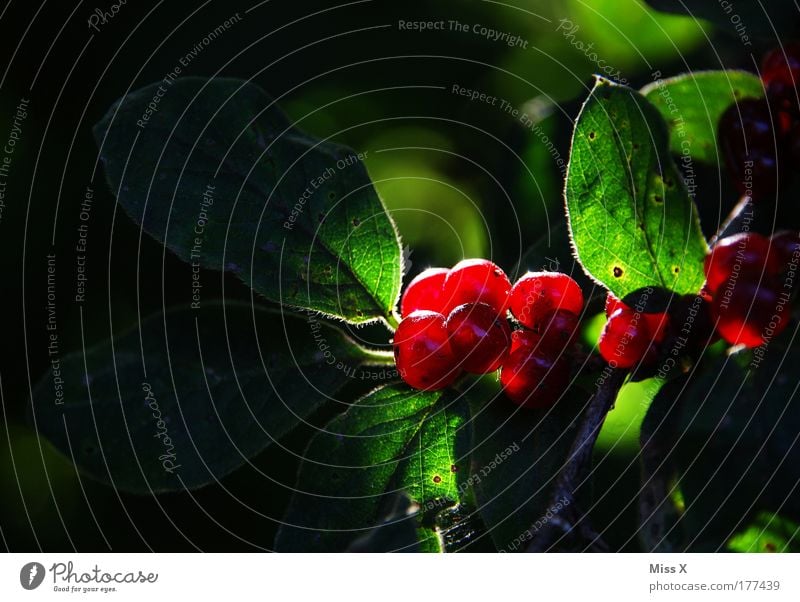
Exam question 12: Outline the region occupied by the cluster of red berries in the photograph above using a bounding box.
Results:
[393,259,584,408]
[704,230,799,348]
[719,43,800,201]
[597,294,670,368]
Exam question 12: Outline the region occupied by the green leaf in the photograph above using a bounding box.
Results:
[465,378,585,551]
[32,303,383,493]
[565,77,708,300]
[728,512,800,553]
[644,0,800,40]
[641,70,764,164]
[94,77,401,325]
[663,335,800,550]
[274,384,470,552]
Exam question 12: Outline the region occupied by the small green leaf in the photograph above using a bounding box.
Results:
[274,384,470,552]
[94,77,401,324]
[32,303,382,493]
[565,77,707,300]
[728,512,800,553]
[641,70,764,164]
[465,379,584,551]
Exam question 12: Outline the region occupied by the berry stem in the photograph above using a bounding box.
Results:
[384,311,401,332]
[526,367,627,552]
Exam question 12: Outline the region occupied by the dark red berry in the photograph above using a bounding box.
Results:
[509,272,583,329]
[400,267,449,316]
[393,310,459,390]
[445,303,511,374]
[510,329,542,354]
[718,98,781,202]
[536,309,581,355]
[710,278,788,348]
[762,43,800,111]
[770,230,800,267]
[704,232,780,293]
[500,345,569,409]
[442,259,511,315]
[598,308,652,368]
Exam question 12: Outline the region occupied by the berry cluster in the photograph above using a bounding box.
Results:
[597,295,670,368]
[705,231,799,348]
[718,43,800,201]
[393,260,584,408]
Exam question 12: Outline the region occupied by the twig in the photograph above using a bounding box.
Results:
[527,368,627,552]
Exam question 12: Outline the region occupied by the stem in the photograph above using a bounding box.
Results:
[526,367,627,552]
[384,311,400,332]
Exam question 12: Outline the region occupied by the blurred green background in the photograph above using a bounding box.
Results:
[0,0,775,551]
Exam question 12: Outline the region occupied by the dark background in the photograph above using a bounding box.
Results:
[0,0,768,551]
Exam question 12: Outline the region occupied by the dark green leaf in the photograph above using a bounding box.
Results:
[641,70,764,164]
[274,384,470,552]
[94,77,402,325]
[565,77,708,300]
[645,1,800,40]
[32,303,384,493]
[346,493,420,552]
[465,378,585,551]
[664,335,800,550]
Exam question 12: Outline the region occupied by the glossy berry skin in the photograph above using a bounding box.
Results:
[718,99,780,201]
[770,230,800,267]
[509,272,584,329]
[598,308,652,369]
[442,259,511,315]
[393,311,459,390]
[710,279,788,348]
[605,294,669,344]
[704,232,780,293]
[536,310,581,354]
[762,43,800,111]
[500,345,569,409]
[400,267,449,316]
[445,303,511,374]
[510,329,542,354]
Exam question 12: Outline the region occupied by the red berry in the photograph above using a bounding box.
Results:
[536,309,581,355]
[606,293,669,344]
[393,311,460,390]
[442,259,511,315]
[510,329,542,354]
[445,303,511,374]
[400,267,449,316]
[509,272,583,329]
[770,230,800,267]
[762,43,800,111]
[718,98,780,201]
[598,308,652,368]
[500,345,569,409]
[605,293,625,317]
[704,232,780,293]
[710,278,788,348]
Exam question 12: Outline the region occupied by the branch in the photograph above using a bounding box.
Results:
[526,367,627,552]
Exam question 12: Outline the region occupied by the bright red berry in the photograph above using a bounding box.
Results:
[762,43,800,111]
[400,267,449,316]
[442,259,511,315]
[393,311,460,390]
[445,303,511,374]
[500,345,569,409]
[598,308,653,368]
[606,293,669,344]
[704,232,780,293]
[710,278,788,348]
[718,99,780,201]
[605,293,625,317]
[509,272,583,329]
